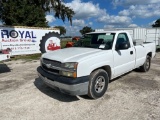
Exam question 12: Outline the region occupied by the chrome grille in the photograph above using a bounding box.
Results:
[42,58,61,74]
[42,64,59,74]
[42,58,61,67]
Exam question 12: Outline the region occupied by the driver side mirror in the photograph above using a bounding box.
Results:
[116,42,129,50]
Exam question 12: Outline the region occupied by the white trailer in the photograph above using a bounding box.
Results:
[0,26,60,56]
[0,53,10,61]
[95,28,160,46]
[0,42,10,61]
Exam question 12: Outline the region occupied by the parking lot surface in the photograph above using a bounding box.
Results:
[0,53,160,120]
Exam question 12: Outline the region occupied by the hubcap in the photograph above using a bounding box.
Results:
[95,76,105,93]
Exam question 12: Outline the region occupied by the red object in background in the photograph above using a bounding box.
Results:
[47,43,60,50]
[2,48,11,54]
[65,41,74,47]
[65,36,81,48]
[72,36,80,41]
[47,40,60,51]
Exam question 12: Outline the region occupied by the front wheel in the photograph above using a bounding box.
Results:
[88,69,109,99]
[140,55,151,72]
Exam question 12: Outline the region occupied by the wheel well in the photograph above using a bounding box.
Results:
[147,52,152,58]
[92,66,112,80]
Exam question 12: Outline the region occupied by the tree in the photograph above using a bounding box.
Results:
[0,0,75,27]
[55,26,66,35]
[79,26,94,35]
[152,18,160,27]
[0,0,48,27]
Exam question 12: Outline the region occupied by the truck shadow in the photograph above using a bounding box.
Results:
[0,63,11,73]
[34,77,82,102]
[34,77,111,101]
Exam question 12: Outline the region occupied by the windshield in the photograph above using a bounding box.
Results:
[73,33,115,50]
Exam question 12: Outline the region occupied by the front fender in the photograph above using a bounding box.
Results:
[77,51,114,77]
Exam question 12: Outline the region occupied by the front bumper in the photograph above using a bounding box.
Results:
[37,66,89,95]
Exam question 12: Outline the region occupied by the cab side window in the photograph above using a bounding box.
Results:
[116,33,131,48]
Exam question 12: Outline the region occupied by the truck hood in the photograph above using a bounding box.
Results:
[42,47,105,63]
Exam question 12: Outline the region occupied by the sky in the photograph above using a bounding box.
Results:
[1,0,159,36]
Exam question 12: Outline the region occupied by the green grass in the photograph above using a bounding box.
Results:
[11,53,41,61]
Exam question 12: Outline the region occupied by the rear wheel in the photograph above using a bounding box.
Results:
[88,69,109,99]
[140,55,151,72]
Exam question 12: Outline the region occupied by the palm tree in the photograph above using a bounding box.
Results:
[57,4,75,25]
[152,18,160,27]
[0,0,75,26]
[39,0,75,25]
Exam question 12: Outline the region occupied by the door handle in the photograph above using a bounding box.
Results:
[130,51,133,55]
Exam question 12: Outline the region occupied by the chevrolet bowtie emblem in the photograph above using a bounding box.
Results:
[46,64,52,68]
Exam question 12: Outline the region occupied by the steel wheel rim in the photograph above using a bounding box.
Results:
[95,76,105,93]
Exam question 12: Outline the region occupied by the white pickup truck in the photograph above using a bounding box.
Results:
[37,31,156,99]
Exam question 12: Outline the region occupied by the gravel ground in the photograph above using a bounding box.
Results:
[0,53,160,120]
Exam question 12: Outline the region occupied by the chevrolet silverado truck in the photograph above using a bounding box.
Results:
[37,31,156,99]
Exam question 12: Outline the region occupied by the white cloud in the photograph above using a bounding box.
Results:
[128,24,138,28]
[88,22,92,26]
[65,25,82,36]
[65,0,158,35]
[98,15,132,26]
[66,20,93,36]
[112,0,160,7]
[72,19,85,26]
[45,15,56,23]
[66,0,134,28]
[65,0,135,28]
[118,4,160,18]
[114,0,160,19]
[119,10,130,16]
[148,20,156,26]
[104,25,115,28]
[66,0,106,19]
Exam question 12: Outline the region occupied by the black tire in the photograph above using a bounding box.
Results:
[140,55,151,72]
[39,32,60,53]
[88,69,109,99]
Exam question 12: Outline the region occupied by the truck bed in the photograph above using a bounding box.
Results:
[134,42,156,68]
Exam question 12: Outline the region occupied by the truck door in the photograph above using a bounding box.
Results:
[113,33,135,77]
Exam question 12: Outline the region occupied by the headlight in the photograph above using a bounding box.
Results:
[61,71,77,78]
[61,62,78,78]
[62,62,78,69]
